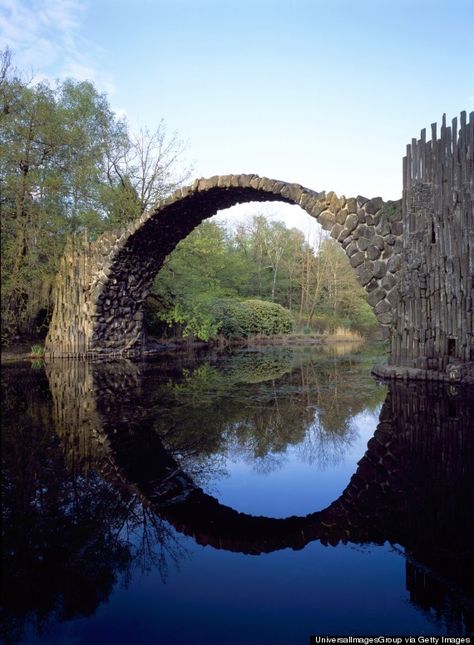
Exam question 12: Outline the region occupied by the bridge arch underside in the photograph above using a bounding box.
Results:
[87,176,402,354]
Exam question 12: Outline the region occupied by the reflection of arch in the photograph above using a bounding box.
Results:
[46,360,474,591]
[105,386,474,564]
[45,176,402,356]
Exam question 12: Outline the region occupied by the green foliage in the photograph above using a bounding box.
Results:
[153,295,294,342]
[383,204,400,221]
[146,216,379,341]
[0,50,189,339]
[231,299,293,336]
[30,344,44,357]
[150,344,388,466]
[161,296,223,341]
[211,298,293,339]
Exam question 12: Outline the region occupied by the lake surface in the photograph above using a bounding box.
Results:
[1,343,473,644]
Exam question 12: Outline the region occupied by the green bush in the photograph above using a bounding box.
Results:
[210,299,245,339]
[213,298,293,338]
[149,295,294,342]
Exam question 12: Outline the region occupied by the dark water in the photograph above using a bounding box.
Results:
[1,343,473,644]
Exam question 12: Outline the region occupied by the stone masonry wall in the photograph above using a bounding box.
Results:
[45,176,402,357]
[378,111,474,380]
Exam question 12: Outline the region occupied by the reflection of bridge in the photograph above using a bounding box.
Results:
[45,113,474,382]
[46,360,474,605]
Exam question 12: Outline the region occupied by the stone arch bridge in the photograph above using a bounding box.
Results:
[47,177,402,350]
[45,112,474,380]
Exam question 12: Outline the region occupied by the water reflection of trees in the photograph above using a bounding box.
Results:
[148,347,386,475]
[0,366,188,645]
[1,349,473,640]
[2,345,385,643]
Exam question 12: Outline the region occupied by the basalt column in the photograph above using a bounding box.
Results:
[376,111,474,382]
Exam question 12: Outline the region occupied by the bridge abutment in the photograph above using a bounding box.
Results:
[374,111,474,383]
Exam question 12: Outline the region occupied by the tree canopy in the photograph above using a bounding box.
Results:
[0,49,190,340]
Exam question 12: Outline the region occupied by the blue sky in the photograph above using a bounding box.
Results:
[1,0,473,206]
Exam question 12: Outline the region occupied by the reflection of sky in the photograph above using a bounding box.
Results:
[9,358,470,643]
[38,528,452,644]
[205,408,381,517]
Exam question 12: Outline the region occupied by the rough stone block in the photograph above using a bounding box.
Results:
[367,287,386,307]
[344,213,358,232]
[390,221,403,236]
[374,299,392,315]
[386,288,399,306]
[336,207,349,225]
[357,263,374,286]
[373,235,385,250]
[350,251,365,268]
[346,241,358,256]
[367,244,382,260]
[299,192,313,209]
[366,278,380,293]
[357,237,370,251]
[373,261,387,279]
[330,223,344,240]
[280,183,301,201]
[318,210,336,231]
[376,216,391,237]
[377,311,393,325]
[237,174,254,187]
[309,202,325,218]
[365,197,384,214]
[346,197,357,212]
[341,235,353,249]
[325,191,341,212]
[358,224,375,239]
[338,229,352,243]
[387,254,402,273]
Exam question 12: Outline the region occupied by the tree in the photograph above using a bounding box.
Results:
[0,73,121,335]
[313,239,377,332]
[0,49,191,339]
[101,122,192,226]
[146,215,379,340]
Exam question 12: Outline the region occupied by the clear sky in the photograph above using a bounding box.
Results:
[1,0,473,206]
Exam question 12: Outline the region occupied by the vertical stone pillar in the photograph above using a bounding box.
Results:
[389,112,474,378]
[45,231,94,357]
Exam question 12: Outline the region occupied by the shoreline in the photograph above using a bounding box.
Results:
[1,334,369,364]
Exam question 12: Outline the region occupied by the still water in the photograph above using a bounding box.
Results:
[1,343,473,644]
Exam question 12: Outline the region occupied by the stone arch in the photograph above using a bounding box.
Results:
[46,174,403,357]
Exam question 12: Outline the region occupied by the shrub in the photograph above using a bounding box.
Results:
[212,299,292,338]
[30,344,45,357]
